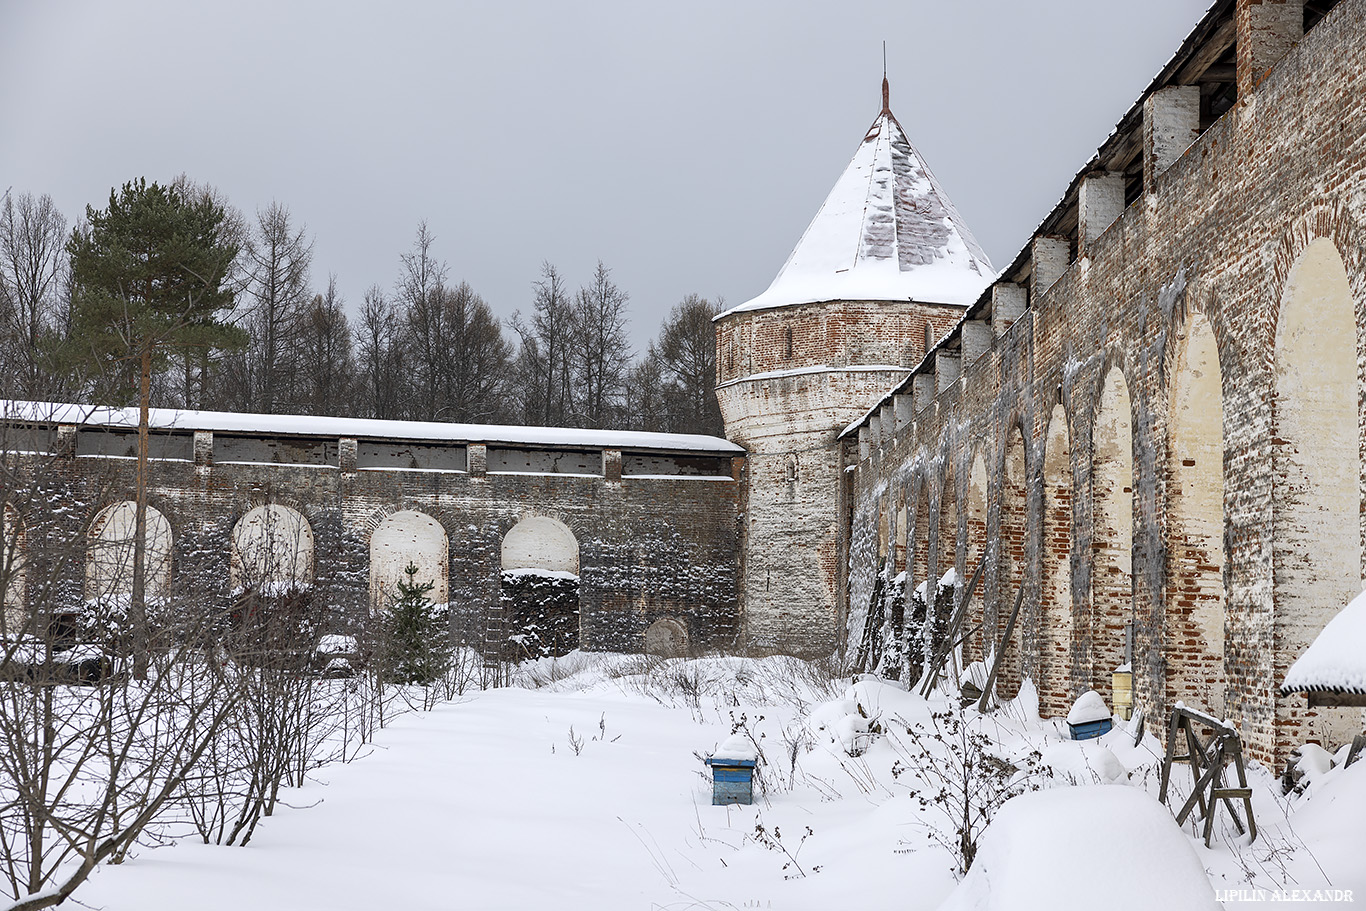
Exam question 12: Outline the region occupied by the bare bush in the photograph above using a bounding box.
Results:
[0,418,244,907]
[888,703,1047,876]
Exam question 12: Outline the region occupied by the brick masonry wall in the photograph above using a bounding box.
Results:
[2,446,742,656]
[841,1,1366,767]
[717,297,966,656]
[716,299,965,385]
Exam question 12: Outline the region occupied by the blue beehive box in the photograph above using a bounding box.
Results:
[705,756,756,805]
[1068,718,1113,740]
[1067,690,1114,740]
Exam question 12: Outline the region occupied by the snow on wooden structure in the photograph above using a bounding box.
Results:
[1280,588,1366,707]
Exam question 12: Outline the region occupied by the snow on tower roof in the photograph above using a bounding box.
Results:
[721,79,995,318]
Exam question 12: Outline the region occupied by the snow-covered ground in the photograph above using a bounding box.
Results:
[74,654,1366,910]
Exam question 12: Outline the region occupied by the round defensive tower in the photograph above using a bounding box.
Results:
[716,78,994,656]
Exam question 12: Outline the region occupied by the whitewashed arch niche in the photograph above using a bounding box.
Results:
[500,516,580,658]
[872,489,909,682]
[1092,364,1134,703]
[369,510,449,613]
[1167,311,1226,717]
[230,504,314,595]
[501,516,579,575]
[1273,237,1362,750]
[2,504,24,635]
[86,502,173,604]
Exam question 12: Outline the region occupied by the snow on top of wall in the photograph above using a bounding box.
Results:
[500,567,580,582]
[1,400,743,455]
[1282,588,1366,694]
[721,103,994,319]
[728,364,909,386]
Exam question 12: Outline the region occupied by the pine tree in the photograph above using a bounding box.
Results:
[383,562,448,685]
[65,178,244,676]
[65,178,244,403]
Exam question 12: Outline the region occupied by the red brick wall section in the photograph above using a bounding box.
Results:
[716,299,966,386]
[840,1,1366,767]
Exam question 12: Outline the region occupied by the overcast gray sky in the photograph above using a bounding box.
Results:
[2,1,1211,354]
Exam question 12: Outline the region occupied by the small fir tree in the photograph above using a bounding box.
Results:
[383,562,448,685]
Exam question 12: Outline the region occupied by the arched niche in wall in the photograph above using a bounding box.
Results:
[1042,404,1074,717]
[895,488,909,576]
[998,426,1028,700]
[2,504,24,635]
[877,499,890,566]
[644,617,689,657]
[1167,311,1227,717]
[878,487,908,683]
[1093,365,1134,702]
[500,516,580,659]
[1273,237,1362,749]
[230,504,315,594]
[964,452,989,665]
[86,501,174,604]
[913,483,931,592]
[939,462,959,590]
[905,482,934,683]
[228,504,315,652]
[370,510,449,613]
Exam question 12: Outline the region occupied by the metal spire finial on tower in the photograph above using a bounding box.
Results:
[881,42,890,114]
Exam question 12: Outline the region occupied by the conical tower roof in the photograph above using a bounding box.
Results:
[726,80,994,316]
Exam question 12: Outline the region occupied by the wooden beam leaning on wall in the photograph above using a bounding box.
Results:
[977,582,1026,715]
[919,550,986,698]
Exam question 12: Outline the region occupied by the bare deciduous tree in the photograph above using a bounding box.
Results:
[0,418,241,909]
[228,202,313,412]
[295,276,356,416]
[0,192,68,400]
[357,285,403,420]
[392,223,520,422]
[405,282,511,423]
[622,345,669,432]
[571,261,631,429]
[394,225,447,419]
[654,294,723,436]
[511,262,575,427]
